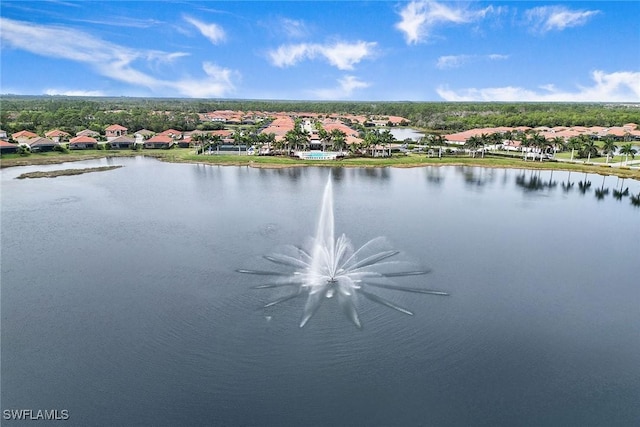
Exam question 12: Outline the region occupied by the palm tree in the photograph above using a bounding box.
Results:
[567,137,582,162]
[210,134,222,154]
[530,132,548,162]
[329,129,347,153]
[601,136,618,164]
[580,137,598,163]
[619,143,637,165]
[378,129,395,157]
[551,136,565,158]
[363,129,380,157]
[191,132,210,154]
[519,133,531,161]
[465,135,483,158]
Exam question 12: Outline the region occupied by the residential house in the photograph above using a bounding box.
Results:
[0,129,8,140]
[45,129,70,143]
[159,129,183,140]
[134,129,155,144]
[144,135,174,149]
[108,135,135,149]
[76,129,101,138]
[28,137,59,152]
[105,124,128,141]
[0,140,19,154]
[12,130,38,142]
[69,136,98,149]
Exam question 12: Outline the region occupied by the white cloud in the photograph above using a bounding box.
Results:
[44,89,106,97]
[525,6,600,33]
[267,41,377,70]
[184,16,226,44]
[0,18,238,97]
[436,55,472,69]
[436,53,508,69]
[436,70,640,102]
[280,17,308,38]
[395,0,494,44]
[311,75,370,100]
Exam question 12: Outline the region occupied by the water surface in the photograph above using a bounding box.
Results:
[2,157,639,426]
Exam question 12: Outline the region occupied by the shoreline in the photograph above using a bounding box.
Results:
[2,151,639,180]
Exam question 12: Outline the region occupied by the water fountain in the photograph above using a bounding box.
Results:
[238,175,449,328]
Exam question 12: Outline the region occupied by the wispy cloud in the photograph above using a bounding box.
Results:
[310,75,370,100]
[267,41,377,70]
[0,18,237,97]
[395,0,494,44]
[436,53,508,69]
[436,70,640,102]
[44,89,106,97]
[68,17,164,29]
[279,17,308,39]
[183,15,226,44]
[525,6,600,33]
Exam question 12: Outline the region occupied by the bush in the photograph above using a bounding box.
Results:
[53,145,70,154]
[17,146,31,157]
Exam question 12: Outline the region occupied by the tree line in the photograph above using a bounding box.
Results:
[1,96,639,135]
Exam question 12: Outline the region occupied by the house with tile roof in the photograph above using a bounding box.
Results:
[108,135,135,149]
[144,135,174,149]
[105,124,128,140]
[76,129,101,138]
[12,130,38,141]
[45,129,70,142]
[69,135,98,149]
[0,140,19,154]
[28,137,59,152]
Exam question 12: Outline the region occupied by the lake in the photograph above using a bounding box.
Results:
[2,157,639,426]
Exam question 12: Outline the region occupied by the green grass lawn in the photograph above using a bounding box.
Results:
[2,148,639,179]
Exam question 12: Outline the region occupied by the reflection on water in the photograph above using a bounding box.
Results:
[511,169,639,206]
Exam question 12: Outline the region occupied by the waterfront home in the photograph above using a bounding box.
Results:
[0,140,19,154]
[105,124,128,140]
[45,129,70,143]
[144,135,174,149]
[12,130,38,142]
[108,135,135,149]
[69,135,98,149]
[159,129,182,140]
[28,137,59,152]
[134,129,155,144]
[76,129,100,138]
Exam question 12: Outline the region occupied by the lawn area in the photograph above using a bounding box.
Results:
[2,148,639,179]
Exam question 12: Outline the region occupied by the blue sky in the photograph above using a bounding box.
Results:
[1,1,638,101]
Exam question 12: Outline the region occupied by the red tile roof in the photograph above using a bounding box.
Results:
[70,135,98,144]
[45,129,70,138]
[105,124,127,131]
[12,130,38,139]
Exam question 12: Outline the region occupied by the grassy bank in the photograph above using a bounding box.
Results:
[2,149,639,180]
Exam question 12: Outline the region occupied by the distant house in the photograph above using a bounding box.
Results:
[76,129,100,138]
[29,137,59,152]
[105,124,128,141]
[108,135,135,149]
[69,135,98,149]
[12,130,38,141]
[134,129,155,144]
[0,129,8,140]
[144,135,174,149]
[159,129,183,140]
[0,140,19,154]
[45,129,70,143]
